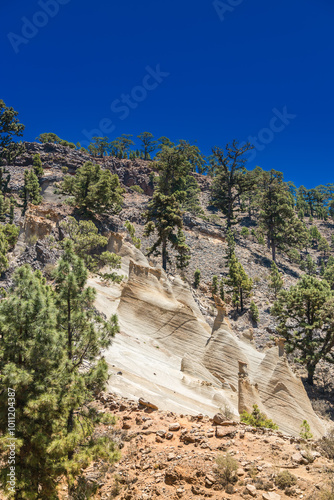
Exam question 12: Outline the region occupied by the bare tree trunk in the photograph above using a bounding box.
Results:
[162,240,167,271]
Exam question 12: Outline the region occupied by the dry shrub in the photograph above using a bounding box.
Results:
[275,470,297,489]
[215,453,238,487]
[319,430,334,460]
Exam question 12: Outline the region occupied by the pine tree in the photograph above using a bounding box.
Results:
[155,144,202,213]
[137,132,157,160]
[88,136,109,157]
[309,225,322,247]
[0,266,63,497]
[300,254,317,276]
[155,145,192,201]
[0,166,11,196]
[268,261,283,299]
[143,147,194,271]
[0,99,25,165]
[210,140,254,227]
[109,135,134,158]
[212,275,219,297]
[61,162,124,214]
[250,300,259,322]
[259,170,308,262]
[9,197,14,224]
[124,220,141,249]
[175,139,206,174]
[22,169,42,213]
[1,223,19,250]
[144,192,183,271]
[52,240,120,467]
[323,263,334,289]
[0,231,9,274]
[219,278,225,300]
[194,269,201,288]
[0,193,5,221]
[319,237,330,259]
[271,275,334,385]
[32,153,44,178]
[227,253,253,311]
[175,228,191,271]
[60,217,114,270]
[182,174,202,214]
[0,259,120,497]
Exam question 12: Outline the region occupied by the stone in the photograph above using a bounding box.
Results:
[246,484,257,497]
[191,485,202,495]
[291,452,305,464]
[138,398,158,410]
[169,423,181,431]
[216,426,237,438]
[213,413,225,425]
[262,492,281,500]
[165,469,179,485]
[205,477,213,487]
[205,474,216,484]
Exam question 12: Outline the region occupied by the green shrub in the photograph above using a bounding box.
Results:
[250,301,259,323]
[131,185,144,194]
[286,248,301,264]
[275,470,297,489]
[194,269,201,288]
[240,405,278,430]
[220,278,225,300]
[212,275,218,296]
[241,227,249,238]
[252,229,265,245]
[100,272,124,284]
[124,220,141,249]
[215,453,238,487]
[300,420,313,440]
[2,224,19,249]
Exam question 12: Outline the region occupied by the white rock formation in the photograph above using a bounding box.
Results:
[92,233,325,438]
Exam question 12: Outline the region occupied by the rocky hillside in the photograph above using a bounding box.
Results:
[1,142,334,498]
[56,392,334,500]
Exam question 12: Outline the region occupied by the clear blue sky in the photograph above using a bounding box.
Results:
[2,0,334,188]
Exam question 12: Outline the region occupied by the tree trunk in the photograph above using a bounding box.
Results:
[162,239,167,271]
[67,293,74,459]
[240,288,244,311]
[306,364,315,385]
[272,242,276,263]
[227,185,232,227]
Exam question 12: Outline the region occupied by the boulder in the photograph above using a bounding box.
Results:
[138,398,158,410]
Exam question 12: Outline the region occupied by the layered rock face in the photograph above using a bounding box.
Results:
[96,239,325,438]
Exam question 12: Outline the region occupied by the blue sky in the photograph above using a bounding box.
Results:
[1,0,334,188]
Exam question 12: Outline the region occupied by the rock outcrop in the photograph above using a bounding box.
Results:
[93,250,326,438]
